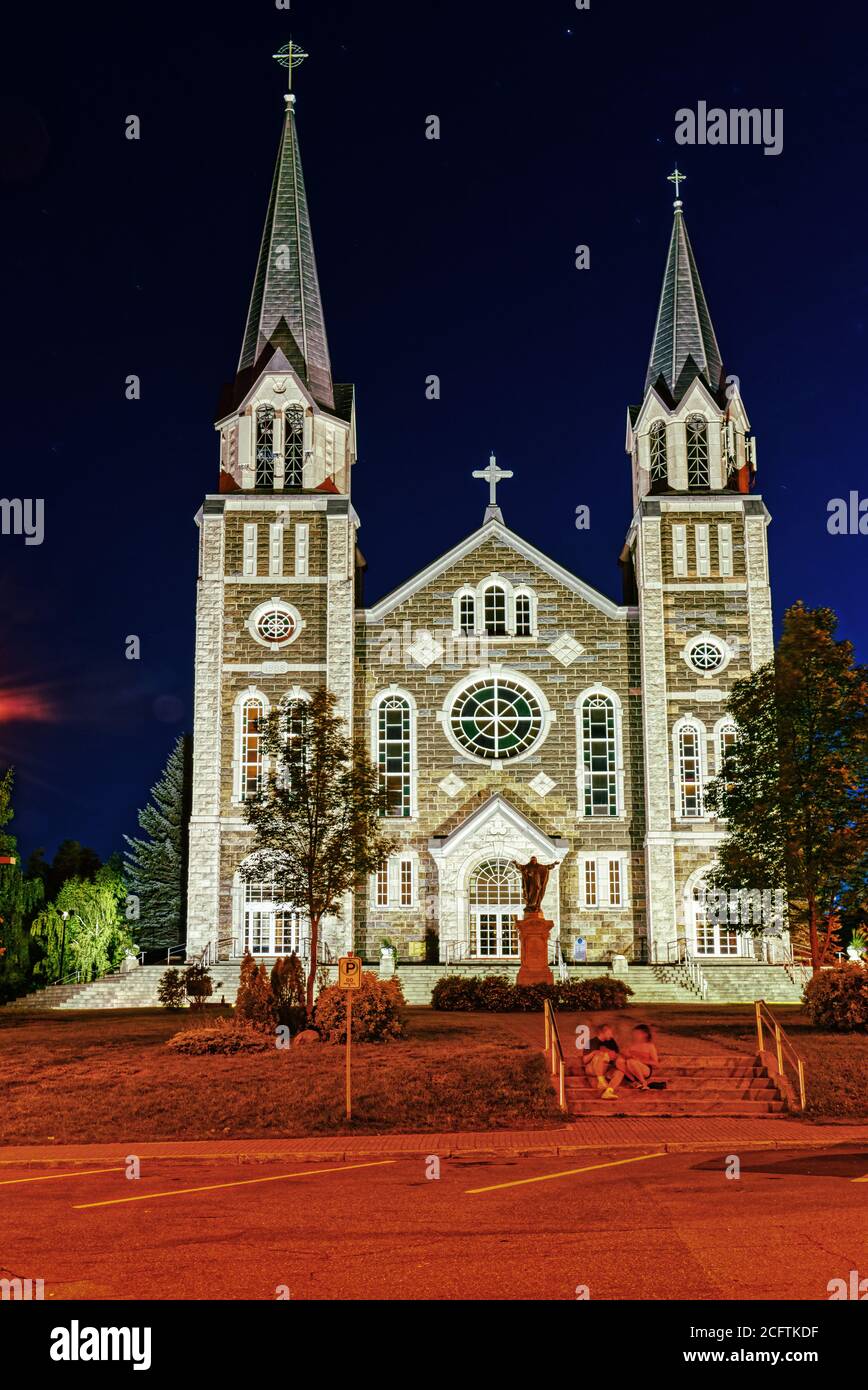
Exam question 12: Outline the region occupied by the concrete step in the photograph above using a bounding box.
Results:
[566,1098,786,1116]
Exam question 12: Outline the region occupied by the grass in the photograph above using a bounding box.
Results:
[0,1007,563,1144]
[1,1003,864,1145]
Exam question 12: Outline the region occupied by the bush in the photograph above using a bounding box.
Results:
[270,953,306,1032]
[314,971,406,1043]
[804,962,868,1031]
[185,964,213,1010]
[167,1017,274,1054]
[234,951,276,1029]
[157,967,187,1010]
[430,973,632,1012]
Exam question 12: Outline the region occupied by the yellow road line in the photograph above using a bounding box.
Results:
[0,1167,124,1186]
[466,1151,667,1194]
[73,1159,396,1209]
[853,1175,868,1183]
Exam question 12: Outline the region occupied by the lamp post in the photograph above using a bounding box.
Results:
[58,911,69,984]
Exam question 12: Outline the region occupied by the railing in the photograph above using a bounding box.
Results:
[755,999,807,1111]
[543,999,567,1112]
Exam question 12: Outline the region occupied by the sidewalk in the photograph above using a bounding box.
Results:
[1,1115,866,1166]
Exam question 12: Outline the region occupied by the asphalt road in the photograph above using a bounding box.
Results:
[1,1146,866,1301]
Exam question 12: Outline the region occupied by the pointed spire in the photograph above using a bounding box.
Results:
[237,79,334,410]
[644,174,724,403]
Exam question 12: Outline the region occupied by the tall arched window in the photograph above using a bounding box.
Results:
[649,421,668,483]
[255,405,275,488]
[483,584,507,636]
[515,591,532,636]
[284,404,304,488]
[469,858,523,958]
[579,691,620,817]
[716,719,738,797]
[279,691,310,792]
[240,696,265,800]
[686,415,710,490]
[677,720,705,817]
[376,693,413,817]
[458,591,476,636]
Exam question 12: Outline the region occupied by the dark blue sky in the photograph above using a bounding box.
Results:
[2,0,867,863]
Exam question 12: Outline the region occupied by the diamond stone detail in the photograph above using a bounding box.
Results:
[529,772,555,797]
[439,773,465,797]
[548,633,585,666]
[407,631,443,667]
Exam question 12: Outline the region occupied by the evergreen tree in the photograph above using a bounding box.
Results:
[123,735,192,952]
[706,603,868,973]
[0,768,43,1001]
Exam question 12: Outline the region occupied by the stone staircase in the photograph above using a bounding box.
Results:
[700,962,806,1004]
[3,963,243,1011]
[564,1054,788,1117]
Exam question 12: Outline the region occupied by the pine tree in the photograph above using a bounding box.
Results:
[0,768,44,1001]
[706,603,868,973]
[123,735,192,952]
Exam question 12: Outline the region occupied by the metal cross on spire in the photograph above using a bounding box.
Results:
[667,165,686,205]
[273,39,309,94]
[473,452,513,522]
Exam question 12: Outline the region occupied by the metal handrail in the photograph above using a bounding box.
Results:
[543,999,567,1112]
[755,999,807,1111]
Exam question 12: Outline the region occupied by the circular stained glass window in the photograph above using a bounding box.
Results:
[687,639,726,673]
[448,676,544,760]
[256,609,295,644]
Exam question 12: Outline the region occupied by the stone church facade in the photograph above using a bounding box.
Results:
[185,78,777,972]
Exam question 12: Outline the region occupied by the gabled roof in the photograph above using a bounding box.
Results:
[235,94,334,411]
[363,517,632,622]
[644,204,724,404]
[427,793,570,859]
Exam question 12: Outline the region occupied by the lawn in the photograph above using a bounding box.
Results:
[0,1008,563,1144]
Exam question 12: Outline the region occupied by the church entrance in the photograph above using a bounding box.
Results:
[469,859,522,959]
[688,878,740,957]
[241,880,306,956]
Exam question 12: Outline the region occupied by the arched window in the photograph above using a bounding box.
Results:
[649,421,668,483]
[284,404,304,488]
[515,591,532,636]
[483,584,507,637]
[686,415,710,490]
[469,858,523,958]
[716,719,738,797]
[279,691,310,792]
[255,405,275,488]
[240,696,265,800]
[579,691,621,817]
[677,720,705,817]
[241,875,306,956]
[375,693,413,817]
[458,591,476,636]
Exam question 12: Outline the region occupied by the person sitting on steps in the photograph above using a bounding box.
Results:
[603,1023,660,1098]
[582,1023,619,1094]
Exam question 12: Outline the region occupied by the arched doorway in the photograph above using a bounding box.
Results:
[687,873,739,957]
[239,877,306,957]
[469,858,522,959]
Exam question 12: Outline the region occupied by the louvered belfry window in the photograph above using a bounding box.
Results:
[284,405,305,488]
[255,405,275,488]
[686,415,710,490]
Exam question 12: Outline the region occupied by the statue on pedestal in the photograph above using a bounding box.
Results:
[511,855,556,915]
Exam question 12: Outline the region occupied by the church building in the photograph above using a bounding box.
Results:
[185,63,777,975]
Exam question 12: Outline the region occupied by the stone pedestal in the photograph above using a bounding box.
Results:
[516,911,554,985]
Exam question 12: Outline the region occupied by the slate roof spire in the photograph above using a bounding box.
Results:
[236,77,334,410]
[644,175,725,403]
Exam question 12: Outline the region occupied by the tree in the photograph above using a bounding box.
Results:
[30,862,133,982]
[242,688,396,1015]
[27,841,102,903]
[0,768,43,1001]
[705,603,868,974]
[123,735,192,952]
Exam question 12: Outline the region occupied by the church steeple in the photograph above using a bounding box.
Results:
[644,174,724,404]
[236,57,334,411]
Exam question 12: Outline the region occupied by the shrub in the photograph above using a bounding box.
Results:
[234,951,276,1029]
[430,973,632,1012]
[167,1017,274,1054]
[314,971,406,1043]
[157,967,187,1010]
[804,962,868,1031]
[271,953,306,1032]
[185,963,213,1010]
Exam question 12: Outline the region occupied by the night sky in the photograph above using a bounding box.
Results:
[3,0,867,864]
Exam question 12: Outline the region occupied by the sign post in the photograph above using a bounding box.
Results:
[337,952,362,1120]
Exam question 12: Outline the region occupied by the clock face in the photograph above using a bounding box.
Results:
[448,676,543,760]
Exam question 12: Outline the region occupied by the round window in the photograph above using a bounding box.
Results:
[447,675,544,760]
[686,638,726,674]
[248,599,302,650]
